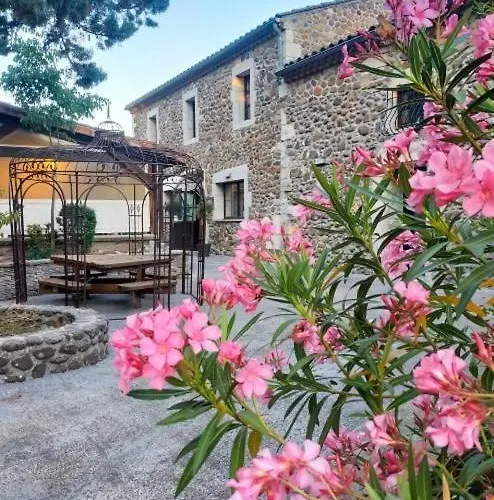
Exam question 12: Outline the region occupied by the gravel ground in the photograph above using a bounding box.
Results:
[0,255,434,500]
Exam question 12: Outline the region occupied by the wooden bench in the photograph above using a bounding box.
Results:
[118,280,177,307]
[39,278,83,294]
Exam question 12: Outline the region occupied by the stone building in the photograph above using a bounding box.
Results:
[127,0,419,254]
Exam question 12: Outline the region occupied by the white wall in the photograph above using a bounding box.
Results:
[0,199,150,237]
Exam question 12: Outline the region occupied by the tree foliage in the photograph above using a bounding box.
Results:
[0,40,106,133]
[0,0,170,89]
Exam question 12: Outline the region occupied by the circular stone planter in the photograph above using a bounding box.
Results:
[0,305,109,383]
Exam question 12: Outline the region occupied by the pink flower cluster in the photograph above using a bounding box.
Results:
[213,217,277,312]
[112,300,220,393]
[293,189,332,226]
[352,129,416,179]
[217,339,274,401]
[381,230,424,278]
[384,0,450,42]
[365,412,424,491]
[281,226,314,261]
[378,280,431,338]
[291,320,343,360]
[409,142,494,217]
[229,440,351,499]
[413,349,491,455]
[472,15,494,83]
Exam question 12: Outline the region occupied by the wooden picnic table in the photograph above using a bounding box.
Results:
[42,254,175,307]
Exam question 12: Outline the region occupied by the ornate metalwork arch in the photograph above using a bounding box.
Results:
[6,122,206,308]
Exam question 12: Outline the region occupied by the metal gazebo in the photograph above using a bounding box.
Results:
[6,121,206,308]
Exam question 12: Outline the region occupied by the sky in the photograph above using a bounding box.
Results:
[0,0,322,135]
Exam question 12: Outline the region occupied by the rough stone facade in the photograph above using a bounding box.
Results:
[281,0,385,59]
[0,305,108,383]
[129,0,391,255]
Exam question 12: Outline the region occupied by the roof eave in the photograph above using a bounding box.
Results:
[126,19,279,111]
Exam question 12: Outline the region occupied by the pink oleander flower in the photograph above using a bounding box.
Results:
[413,349,469,394]
[472,15,494,83]
[141,362,177,391]
[178,298,200,319]
[383,128,417,156]
[365,413,402,448]
[324,426,366,457]
[140,328,184,370]
[183,311,221,354]
[394,280,429,305]
[263,348,288,371]
[292,203,313,226]
[235,359,273,399]
[428,146,473,202]
[218,340,245,367]
[381,230,424,278]
[379,283,431,338]
[405,0,440,28]
[473,331,494,370]
[114,349,145,393]
[234,282,262,313]
[426,399,486,455]
[407,168,436,212]
[282,227,314,260]
[293,189,332,226]
[237,217,276,244]
[291,320,318,344]
[463,140,494,217]
[323,326,344,352]
[201,278,239,309]
[338,44,358,79]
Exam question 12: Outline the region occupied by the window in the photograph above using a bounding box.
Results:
[223,181,244,219]
[183,90,199,143]
[381,87,425,136]
[147,110,158,142]
[397,88,424,129]
[242,74,251,121]
[232,59,255,129]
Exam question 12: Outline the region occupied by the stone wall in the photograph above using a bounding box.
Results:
[132,36,283,255]
[130,0,389,255]
[0,305,108,383]
[280,65,388,253]
[0,261,61,301]
[280,0,385,60]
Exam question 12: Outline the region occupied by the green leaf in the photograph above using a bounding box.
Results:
[288,354,316,379]
[271,318,297,346]
[462,228,494,257]
[404,242,447,281]
[446,52,492,93]
[192,413,222,473]
[417,457,433,500]
[233,312,264,340]
[174,435,200,463]
[247,430,262,458]
[237,410,270,434]
[158,401,211,426]
[443,7,472,54]
[353,62,403,78]
[127,388,187,400]
[429,39,446,85]
[229,427,247,478]
[407,443,418,500]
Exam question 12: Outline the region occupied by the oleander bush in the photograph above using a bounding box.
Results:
[113,1,494,498]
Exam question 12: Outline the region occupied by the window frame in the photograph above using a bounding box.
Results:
[182,88,199,145]
[146,107,159,143]
[232,58,255,130]
[222,180,244,220]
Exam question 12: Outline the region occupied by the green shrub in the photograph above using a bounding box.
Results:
[57,204,96,252]
[26,224,54,260]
